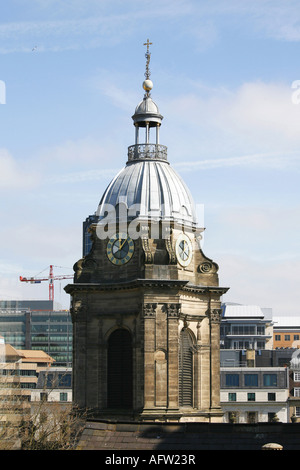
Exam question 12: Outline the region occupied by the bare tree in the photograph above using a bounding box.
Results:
[19,401,86,450]
[0,369,86,450]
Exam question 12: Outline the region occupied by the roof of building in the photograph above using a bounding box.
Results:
[3,343,21,360]
[273,316,300,328]
[132,95,163,126]
[222,304,272,320]
[99,159,197,227]
[1,344,55,363]
[16,349,55,363]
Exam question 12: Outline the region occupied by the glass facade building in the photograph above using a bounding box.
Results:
[83,214,98,256]
[0,300,72,367]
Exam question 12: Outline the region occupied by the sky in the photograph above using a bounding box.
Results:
[0,0,300,317]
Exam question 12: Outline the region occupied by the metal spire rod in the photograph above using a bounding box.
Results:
[143,38,152,80]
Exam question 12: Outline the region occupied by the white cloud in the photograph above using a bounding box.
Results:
[0,221,79,260]
[86,68,300,168]
[29,79,300,183]
[33,136,124,185]
[217,205,300,250]
[48,167,120,184]
[191,0,300,43]
[88,70,138,113]
[218,253,300,316]
[175,81,300,141]
[249,1,300,42]
[38,137,116,166]
[0,220,79,308]
[2,0,300,57]
[201,200,300,317]
[174,152,300,172]
[162,80,300,166]
[221,82,300,141]
[0,269,71,308]
[0,148,39,189]
[0,0,193,53]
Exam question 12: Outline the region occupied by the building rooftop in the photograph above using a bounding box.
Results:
[222,303,272,320]
[16,349,54,364]
[0,343,55,365]
[273,315,300,328]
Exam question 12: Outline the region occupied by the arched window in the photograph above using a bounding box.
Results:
[107,329,133,409]
[179,328,193,407]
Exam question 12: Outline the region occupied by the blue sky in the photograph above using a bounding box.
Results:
[0,0,300,316]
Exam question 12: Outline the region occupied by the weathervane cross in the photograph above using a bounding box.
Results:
[143,38,152,53]
[143,39,152,80]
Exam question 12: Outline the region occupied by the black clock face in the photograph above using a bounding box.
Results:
[107,233,134,265]
[176,233,193,267]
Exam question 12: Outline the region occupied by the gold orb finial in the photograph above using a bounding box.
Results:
[143,79,153,92]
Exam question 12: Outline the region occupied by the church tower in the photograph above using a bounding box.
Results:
[65,41,229,422]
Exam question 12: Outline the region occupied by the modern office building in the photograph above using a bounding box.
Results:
[83,214,98,256]
[220,347,297,368]
[220,303,273,350]
[288,349,300,422]
[32,367,72,403]
[0,300,72,367]
[273,315,300,349]
[220,348,299,423]
[220,364,289,423]
[0,341,56,434]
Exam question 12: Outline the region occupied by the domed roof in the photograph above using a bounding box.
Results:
[135,96,160,115]
[132,96,163,127]
[98,159,197,227]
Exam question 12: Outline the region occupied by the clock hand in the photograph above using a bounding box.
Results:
[112,238,124,254]
[119,238,127,250]
[181,241,188,254]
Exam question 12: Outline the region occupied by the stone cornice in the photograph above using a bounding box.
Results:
[182,284,229,295]
[64,279,229,295]
[64,278,188,294]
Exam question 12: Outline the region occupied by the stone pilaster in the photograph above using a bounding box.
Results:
[165,303,180,411]
[209,308,222,413]
[143,303,157,410]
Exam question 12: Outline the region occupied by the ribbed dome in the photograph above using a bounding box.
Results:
[98,159,197,227]
[132,96,163,127]
[135,96,160,115]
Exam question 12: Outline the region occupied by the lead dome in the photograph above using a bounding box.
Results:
[98,159,197,227]
[132,95,163,127]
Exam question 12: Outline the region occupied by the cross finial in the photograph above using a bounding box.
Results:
[143,39,152,80]
[143,38,152,53]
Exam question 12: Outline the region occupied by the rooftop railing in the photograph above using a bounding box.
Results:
[127,143,168,162]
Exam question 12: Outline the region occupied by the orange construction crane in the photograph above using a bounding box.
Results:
[19,265,73,301]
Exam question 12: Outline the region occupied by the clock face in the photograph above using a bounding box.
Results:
[107,232,134,265]
[176,233,193,267]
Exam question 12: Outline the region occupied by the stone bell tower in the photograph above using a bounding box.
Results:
[65,41,229,422]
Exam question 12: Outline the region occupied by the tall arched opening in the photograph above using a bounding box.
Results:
[107,328,133,409]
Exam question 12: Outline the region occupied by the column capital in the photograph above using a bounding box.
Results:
[209,308,222,324]
[143,303,157,318]
[162,303,181,318]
